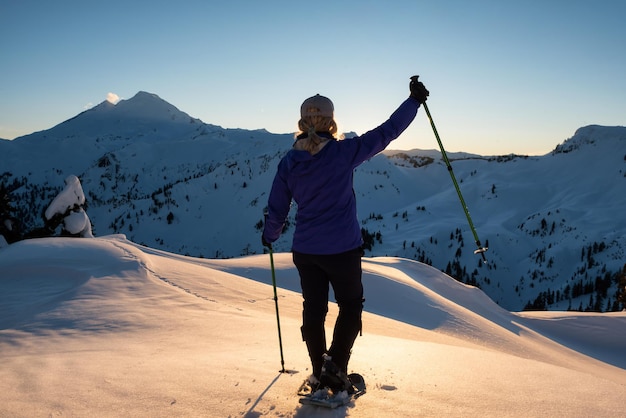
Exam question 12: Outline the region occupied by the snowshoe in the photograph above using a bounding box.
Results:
[297,375,320,397]
[319,354,352,393]
[299,372,366,409]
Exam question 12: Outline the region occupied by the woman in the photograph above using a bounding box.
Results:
[262,76,429,392]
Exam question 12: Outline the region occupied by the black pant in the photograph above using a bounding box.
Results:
[293,247,364,377]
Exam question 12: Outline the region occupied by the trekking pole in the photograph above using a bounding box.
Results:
[269,246,287,372]
[416,84,488,263]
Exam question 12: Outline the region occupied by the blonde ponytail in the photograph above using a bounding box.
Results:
[296,116,338,154]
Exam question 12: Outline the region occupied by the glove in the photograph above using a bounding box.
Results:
[409,76,429,104]
[262,235,273,250]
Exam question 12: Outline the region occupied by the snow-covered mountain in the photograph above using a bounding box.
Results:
[1,92,625,312]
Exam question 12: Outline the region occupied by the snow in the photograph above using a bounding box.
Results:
[1,235,624,417]
[61,208,93,237]
[44,175,86,220]
[43,174,93,238]
[0,94,625,416]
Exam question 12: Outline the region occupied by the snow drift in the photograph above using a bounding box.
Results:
[1,235,624,417]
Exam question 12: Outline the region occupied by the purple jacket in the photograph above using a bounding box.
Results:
[263,97,420,254]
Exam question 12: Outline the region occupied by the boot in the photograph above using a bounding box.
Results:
[319,354,353,394]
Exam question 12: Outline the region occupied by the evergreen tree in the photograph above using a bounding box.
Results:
[0,182,21,243]
[617,264,626,311]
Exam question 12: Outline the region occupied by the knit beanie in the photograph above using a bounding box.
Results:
[300,94,334,118]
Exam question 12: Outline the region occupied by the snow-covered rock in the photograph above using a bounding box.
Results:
[44,175,86,220]
[44,175,93,238]
[63,208,93,238]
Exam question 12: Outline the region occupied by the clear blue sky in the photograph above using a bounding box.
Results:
[1,0,624,155]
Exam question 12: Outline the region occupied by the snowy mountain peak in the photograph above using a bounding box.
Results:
[132,91,161,100]
[553,125,626,154]
[101,91,198,124]
[574,124,626,140]
[116,91,178,114]
[90,99,116,112]
[14,91,203,143]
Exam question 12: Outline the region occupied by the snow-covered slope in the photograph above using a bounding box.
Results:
[0,92,624,311]
[0,235,624,417]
